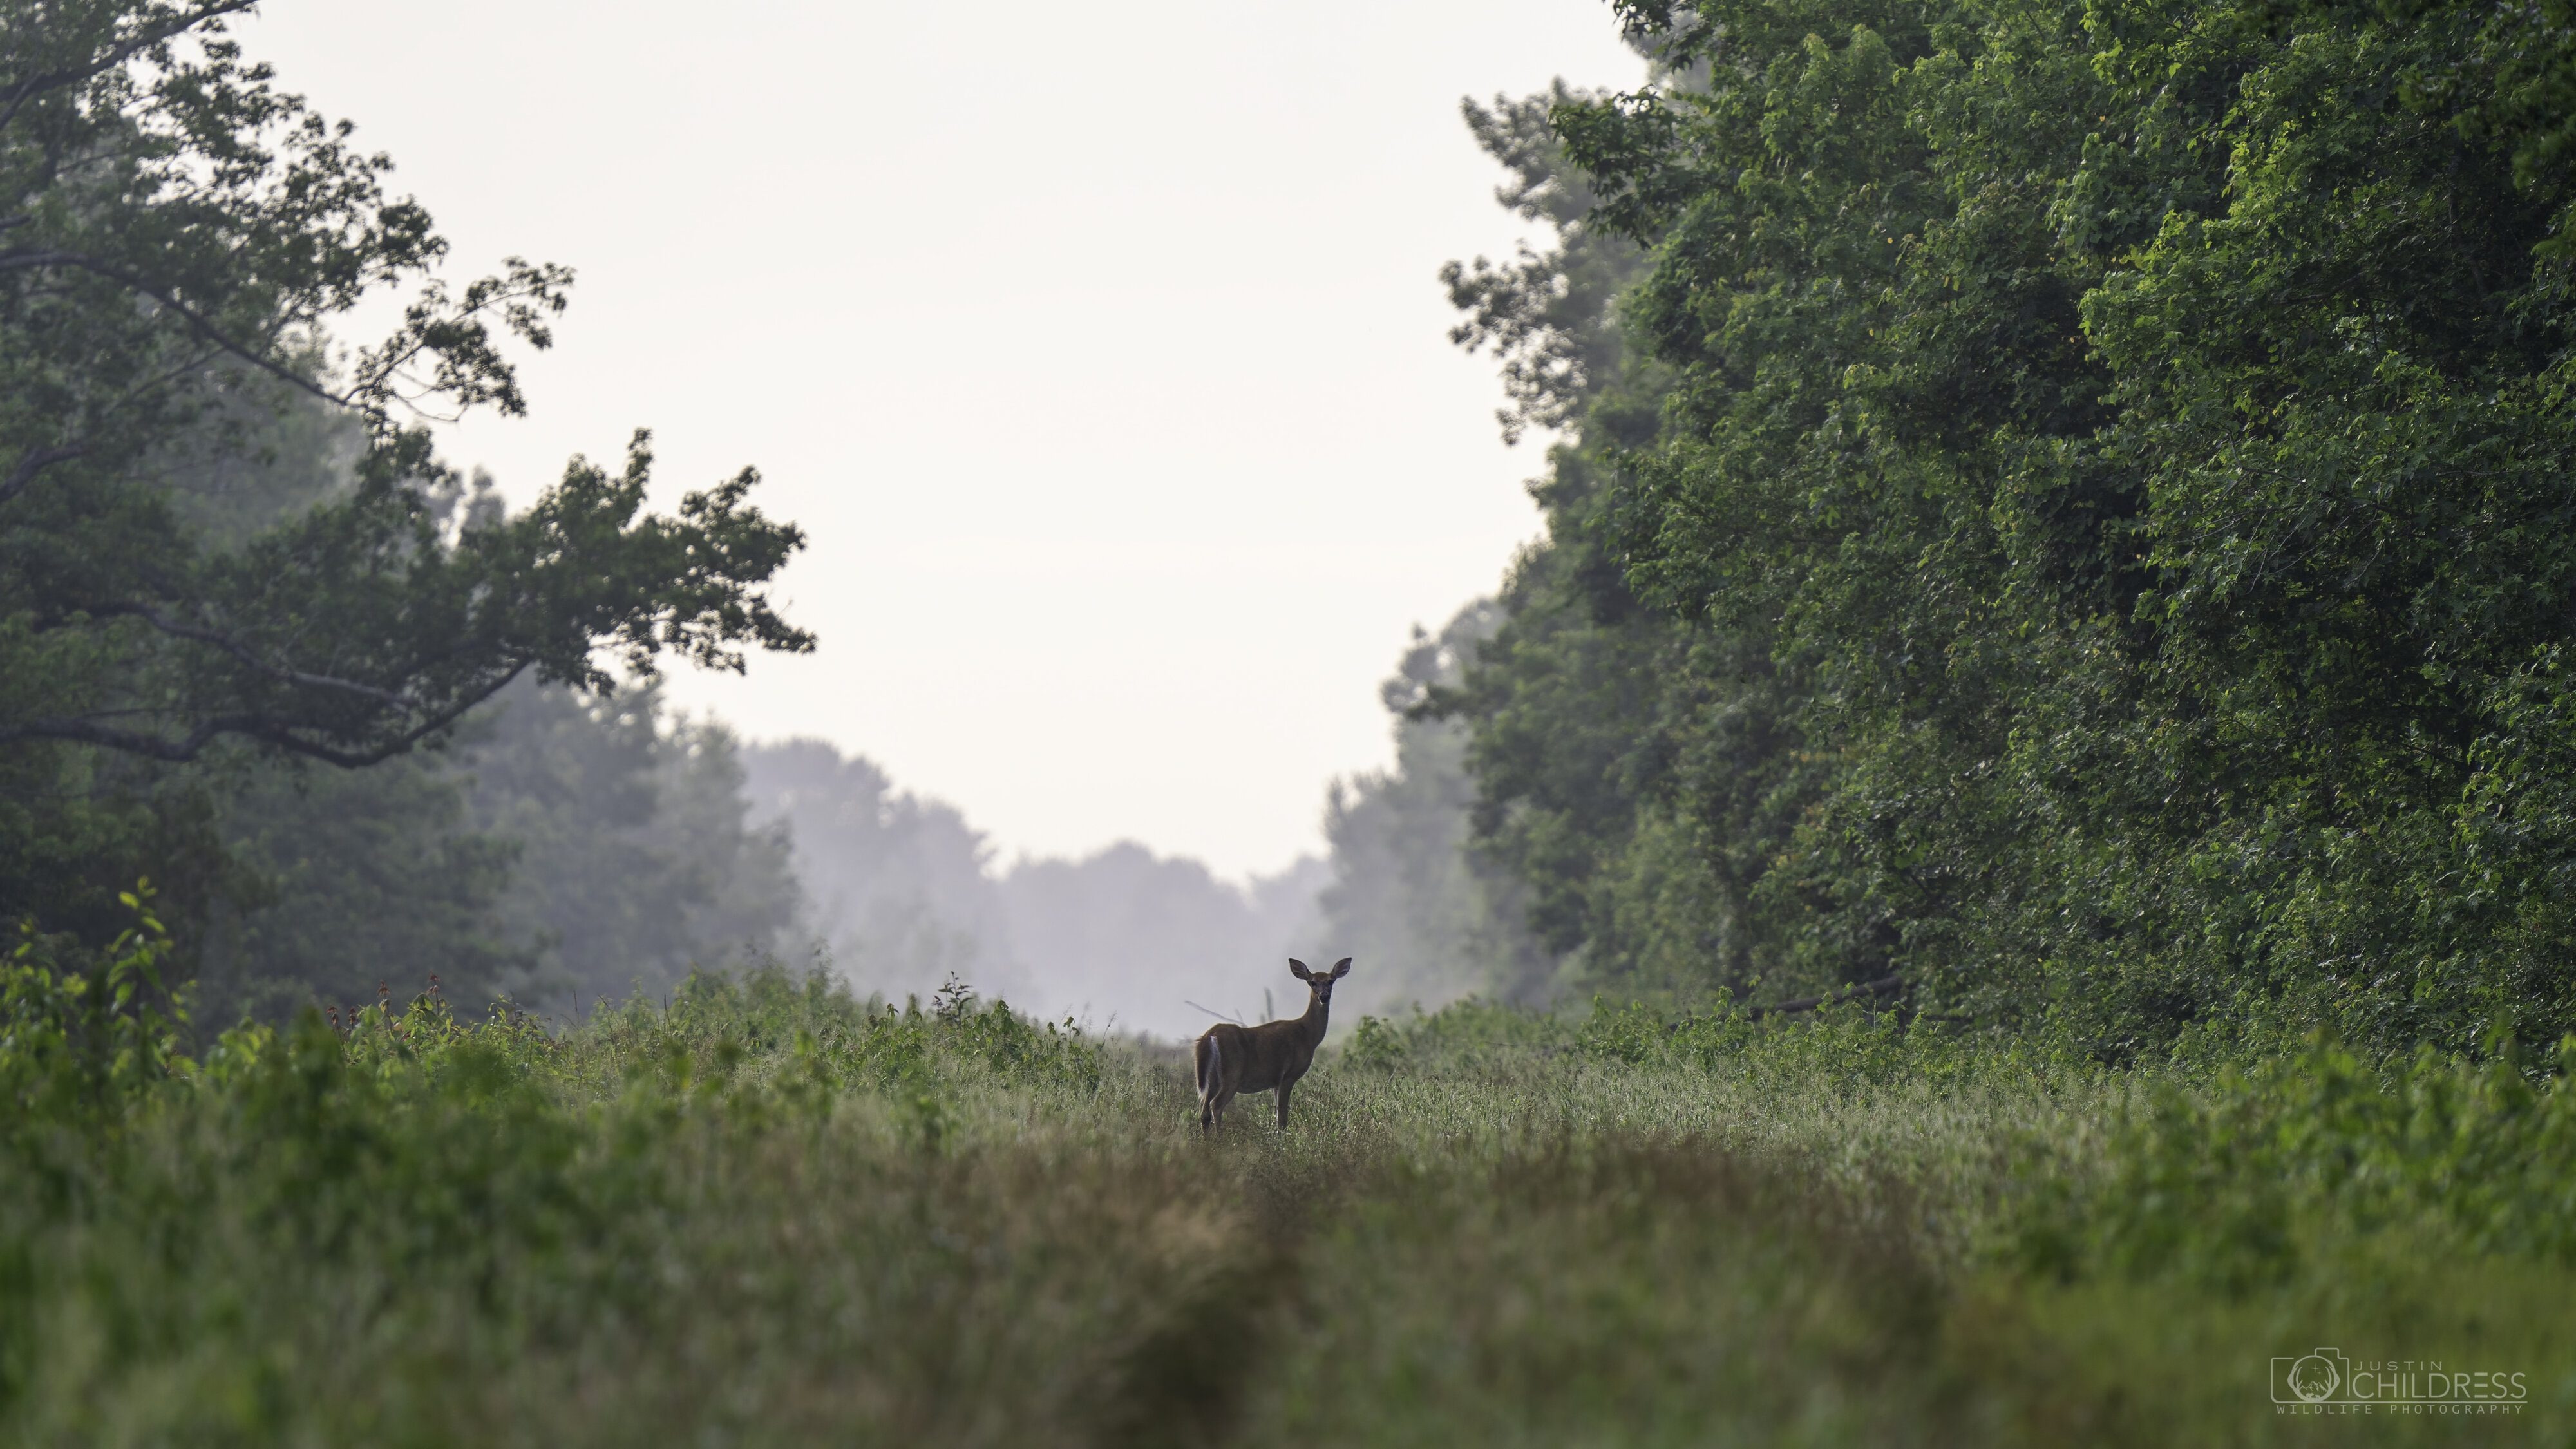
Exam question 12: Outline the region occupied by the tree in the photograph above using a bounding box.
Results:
[193,736,531,1023]
[1425,85,1826,1005]
[1,2,810,772]
[1320,600,1556,1009]
[1474,0,2576,1052]
[467,681,802,1013]
[2,3,811,950]
[189,674,808,1025]
[741,739,1021,1005]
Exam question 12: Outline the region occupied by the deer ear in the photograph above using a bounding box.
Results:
[1330,958,1352,978]
[1288,959,1311,980]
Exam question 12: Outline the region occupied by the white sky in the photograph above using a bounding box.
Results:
[239,1,1641,881]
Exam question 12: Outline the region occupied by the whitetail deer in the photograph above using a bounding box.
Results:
[1192,957,1349,1135]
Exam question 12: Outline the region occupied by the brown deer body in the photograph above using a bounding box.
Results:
[1193,957,1349,1135]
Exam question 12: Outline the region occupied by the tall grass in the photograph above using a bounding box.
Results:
[5,954,2574,1445]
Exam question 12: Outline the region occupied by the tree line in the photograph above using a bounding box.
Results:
[1403,0,2576,1057]
[19,0,2576,1061]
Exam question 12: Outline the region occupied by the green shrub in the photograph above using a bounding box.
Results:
[2012,1032,2576,1290]
[1,886,189,1136]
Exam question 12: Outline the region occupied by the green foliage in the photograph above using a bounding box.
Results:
[459,680,801,1012]
[0,886,187,1132]
[3,7,813,768]
[1321,600,1557,1011]
[1342,995,1581,1075]
[6,956,2575,1444]
[196,741,531,1021]
[1260,1137,1955,1448]
[0,956,1140,1445]
[176,676,806,1025]
[1,2,811,978]
[1441,85,1647,443]
[2014,1031,2576,1291]
[1432,77,1810,1010]
[1441,0,2576,1056]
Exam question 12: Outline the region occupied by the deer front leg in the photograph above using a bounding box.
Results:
[1276,1077,1294,1129]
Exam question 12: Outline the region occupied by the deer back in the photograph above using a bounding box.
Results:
[1204,1017,1321,1094]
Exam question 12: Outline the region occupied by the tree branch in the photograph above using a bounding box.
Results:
[0,661,530,768]
[0,714,245,762]
[84,602,415,708]
[0,444,86,507]
[0,1,262,136]
[23,250,352,412]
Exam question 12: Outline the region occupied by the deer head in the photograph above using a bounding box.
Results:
[1287,956,1352,1016]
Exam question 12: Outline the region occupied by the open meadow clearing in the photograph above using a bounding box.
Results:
[9,961,2574,1447]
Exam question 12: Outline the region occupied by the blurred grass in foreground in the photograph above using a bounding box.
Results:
[6,941,2575,1446]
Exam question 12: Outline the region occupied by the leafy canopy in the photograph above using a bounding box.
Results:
[1,1,812,773]
[1441,0,2576,1054]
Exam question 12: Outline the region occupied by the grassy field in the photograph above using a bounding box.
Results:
[5,960,2575,1446]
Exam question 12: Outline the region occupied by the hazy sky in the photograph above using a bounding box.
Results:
[238,1,1641,880]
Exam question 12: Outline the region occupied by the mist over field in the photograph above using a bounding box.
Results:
[740,737,1337,1039]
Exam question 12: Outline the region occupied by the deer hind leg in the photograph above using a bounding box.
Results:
[1194,1037,1219,1137]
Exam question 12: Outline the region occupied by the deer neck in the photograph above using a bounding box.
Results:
[1293,994,1330,1047]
